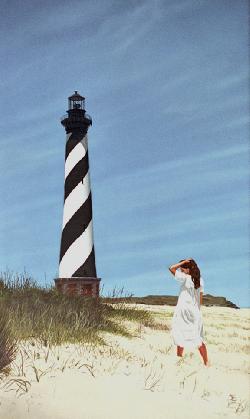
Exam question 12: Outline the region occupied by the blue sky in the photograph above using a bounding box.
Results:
[0,0,249,307]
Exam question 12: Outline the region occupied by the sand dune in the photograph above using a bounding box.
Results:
[0,305,249,419]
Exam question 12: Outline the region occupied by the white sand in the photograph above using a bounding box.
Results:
[0,305,249,419]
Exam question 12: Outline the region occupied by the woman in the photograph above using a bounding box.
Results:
[168,258,209,366]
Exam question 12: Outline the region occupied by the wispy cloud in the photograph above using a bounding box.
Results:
[215,71,249,91]
[97,208,248,248]
[93,144,248,217]
[98,236,245,263]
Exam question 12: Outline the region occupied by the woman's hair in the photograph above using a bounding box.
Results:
[179,259,200,289]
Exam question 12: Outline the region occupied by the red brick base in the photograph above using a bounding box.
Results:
[54,277,101,297]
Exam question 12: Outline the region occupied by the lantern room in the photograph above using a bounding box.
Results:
[68,91,85,110]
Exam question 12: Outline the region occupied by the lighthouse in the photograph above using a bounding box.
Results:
[54,91,101,297]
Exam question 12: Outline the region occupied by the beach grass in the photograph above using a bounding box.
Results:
[0,270,154,356]
[0,311,17,377]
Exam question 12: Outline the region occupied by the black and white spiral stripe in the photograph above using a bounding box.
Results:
[59,132,97,278]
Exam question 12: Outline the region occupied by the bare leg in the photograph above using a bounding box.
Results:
[177,345,184,357]
[198,342,208,365]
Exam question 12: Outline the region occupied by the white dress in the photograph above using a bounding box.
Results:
[171,269,205,349]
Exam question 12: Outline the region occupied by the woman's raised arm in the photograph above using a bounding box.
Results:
[168,259,191,275]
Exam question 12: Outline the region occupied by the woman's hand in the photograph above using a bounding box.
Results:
[168,258,193,275]
[169,259,188,274]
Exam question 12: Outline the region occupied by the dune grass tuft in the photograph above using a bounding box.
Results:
[0,311,17,375]
[0,270,154,350]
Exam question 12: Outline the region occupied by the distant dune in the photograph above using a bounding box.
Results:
[103,294,240,309]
